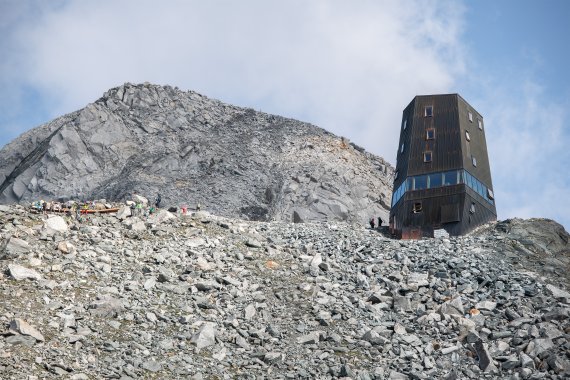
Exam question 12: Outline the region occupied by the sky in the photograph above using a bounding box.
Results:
[1,0,569,231]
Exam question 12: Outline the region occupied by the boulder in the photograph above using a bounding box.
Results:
[44,216,68,234]
[191,322,216,349]
[147,209,175,224]
[57,241,76,254]
[1,237,30,258]
[9,319,44,342]
[116,206,131,220]
[8,264,42,281]
[132,194,148,205]
[89,295,124,317]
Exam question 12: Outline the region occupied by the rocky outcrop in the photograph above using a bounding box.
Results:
[474,218,570,287]
[0,83,393,224]
[0,205,569,379]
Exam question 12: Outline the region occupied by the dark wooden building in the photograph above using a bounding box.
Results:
[389,94,496,238]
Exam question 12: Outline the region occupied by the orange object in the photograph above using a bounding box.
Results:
[265,261,279,269]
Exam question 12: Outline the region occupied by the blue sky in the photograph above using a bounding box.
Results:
[1,0,569,231]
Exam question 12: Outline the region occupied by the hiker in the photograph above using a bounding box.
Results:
[369,218,375,229]
[181,205,187,215]
[155,193,161,209]
[135,201,143,216]
[378,217,383,228]
[196,203,201,211]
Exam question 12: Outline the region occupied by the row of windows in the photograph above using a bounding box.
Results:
[414,150,477,167]
[401,107,484,130]
[391,169,495,207]
[399,124,479,157]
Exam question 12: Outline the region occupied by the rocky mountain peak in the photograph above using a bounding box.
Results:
[0,82,393,224]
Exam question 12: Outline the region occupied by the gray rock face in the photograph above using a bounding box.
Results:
[0,83,393,224]
[476,218,570,287]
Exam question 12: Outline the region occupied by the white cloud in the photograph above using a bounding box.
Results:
[2,0,466,160]
[480,79,570,230]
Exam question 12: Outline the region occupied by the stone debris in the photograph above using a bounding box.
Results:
[0,204,567,378]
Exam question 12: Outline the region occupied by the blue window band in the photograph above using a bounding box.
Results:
[391,169,494,208]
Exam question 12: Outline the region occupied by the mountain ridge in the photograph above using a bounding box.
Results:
[0,82,393,224]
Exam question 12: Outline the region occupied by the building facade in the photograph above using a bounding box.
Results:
[389,94,496,238]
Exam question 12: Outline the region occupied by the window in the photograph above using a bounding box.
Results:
[414,175,427,190]
[469,203,476,214]
[465,171,473,188]
[465,131,471,141]
[400,143,405,153]
[471,156,477,167]
[426,128,435,140]
[443,171,457,185]
[424,106,433,117]
[402,119,407,130]
[394,170,399,180]
[487,188,494,200]
[476,180,484,197]
[413,202,423,213]
[478,119,483,130]
[424,151,432,162]
[429,173,442,188]
[468,112,473,122]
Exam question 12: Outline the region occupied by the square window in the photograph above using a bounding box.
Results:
[465,130,471,141]
[426,128,435,140]
[468,111,473,122]
[469,203,476,214]
[478,119,483,130]
[402,119,407,130]
[413,202,423,213]
[424,106,433,117]
[424,151,432,162]
[487,188,494,200]
[400,143,405,153]
[471,156,477,167]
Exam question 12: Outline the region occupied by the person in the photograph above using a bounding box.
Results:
[369,217,375,229]
[196,202,201,211]
[136,201,143,216]
[155,193,161,209]
[378,217,383,228]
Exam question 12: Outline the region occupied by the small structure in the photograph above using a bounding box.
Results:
[389,94,496,238]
